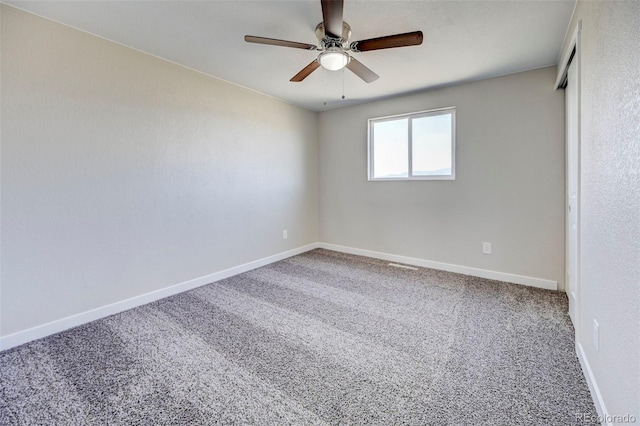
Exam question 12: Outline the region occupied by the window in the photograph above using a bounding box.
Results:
[368,107,455,180]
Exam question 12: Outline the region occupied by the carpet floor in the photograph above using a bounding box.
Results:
[1,249,597,425]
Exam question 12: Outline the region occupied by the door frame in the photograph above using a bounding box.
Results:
[555,20,582,338]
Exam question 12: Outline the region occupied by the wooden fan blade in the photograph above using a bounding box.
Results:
[351,31,423,52]
[346,57,379,83]
[244,35,317,50]
[321,0,344,39]
[290,60,321,82]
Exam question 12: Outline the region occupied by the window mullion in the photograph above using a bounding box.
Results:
[369,121,375,179]
[408,117,413,177]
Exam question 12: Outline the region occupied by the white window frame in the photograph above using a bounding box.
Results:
[367,107,456,181]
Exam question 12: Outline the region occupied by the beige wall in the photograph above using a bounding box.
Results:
[319,67,565,287]
[559,1,640,418]
[0,6,318,336]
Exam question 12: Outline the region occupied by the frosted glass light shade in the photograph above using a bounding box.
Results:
[319,49,349,71]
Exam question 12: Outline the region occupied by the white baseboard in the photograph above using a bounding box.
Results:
[318,242,558,290]
[0,243,319,351]
[0,241,558,351]
[576,342,610,426]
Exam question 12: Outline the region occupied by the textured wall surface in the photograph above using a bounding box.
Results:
[1,6,318,336]
[558,0,640,418]
[319,67,566,288]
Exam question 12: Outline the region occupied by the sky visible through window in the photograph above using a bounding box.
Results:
[372,113,452,178]
[373,119,408,178]
[412,114,452,176]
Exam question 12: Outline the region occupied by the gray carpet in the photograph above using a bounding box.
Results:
[0,249,597,425]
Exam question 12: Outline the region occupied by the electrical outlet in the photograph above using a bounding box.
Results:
[282,229,288,240]
[593,319,600,351]
[482,242,492,255]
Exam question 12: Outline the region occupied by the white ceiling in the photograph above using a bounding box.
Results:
[6,0,576,111]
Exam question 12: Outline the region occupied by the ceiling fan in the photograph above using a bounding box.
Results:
[244,0,423,83]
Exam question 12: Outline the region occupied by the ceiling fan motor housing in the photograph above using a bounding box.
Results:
[315,22,352,48]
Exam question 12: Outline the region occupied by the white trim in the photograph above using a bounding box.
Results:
[369,106,457,123]
[556,0,579,67]
[0,241,561,351]
[573,22,583,341]
[557,20,583,342]
[555,20,582,89]
[318,243,557,290]
[576,342,610,425]
[0,243,319,351]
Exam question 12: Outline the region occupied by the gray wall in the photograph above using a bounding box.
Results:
[559,1,639,417]
[319,67,565,287]
[0,6,318,336]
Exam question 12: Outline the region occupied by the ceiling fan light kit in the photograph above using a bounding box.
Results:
[319,48,350,71]
[244,0,423,84]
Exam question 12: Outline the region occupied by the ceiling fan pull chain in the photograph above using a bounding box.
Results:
[342,67,346,100]
[323,68,328,106]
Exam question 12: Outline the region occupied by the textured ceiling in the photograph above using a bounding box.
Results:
[5,0,576,111]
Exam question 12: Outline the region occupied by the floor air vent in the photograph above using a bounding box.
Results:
[388,263,419,271]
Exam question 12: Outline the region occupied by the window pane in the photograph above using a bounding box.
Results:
[373,118,408,178]
[412,113,452,176]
